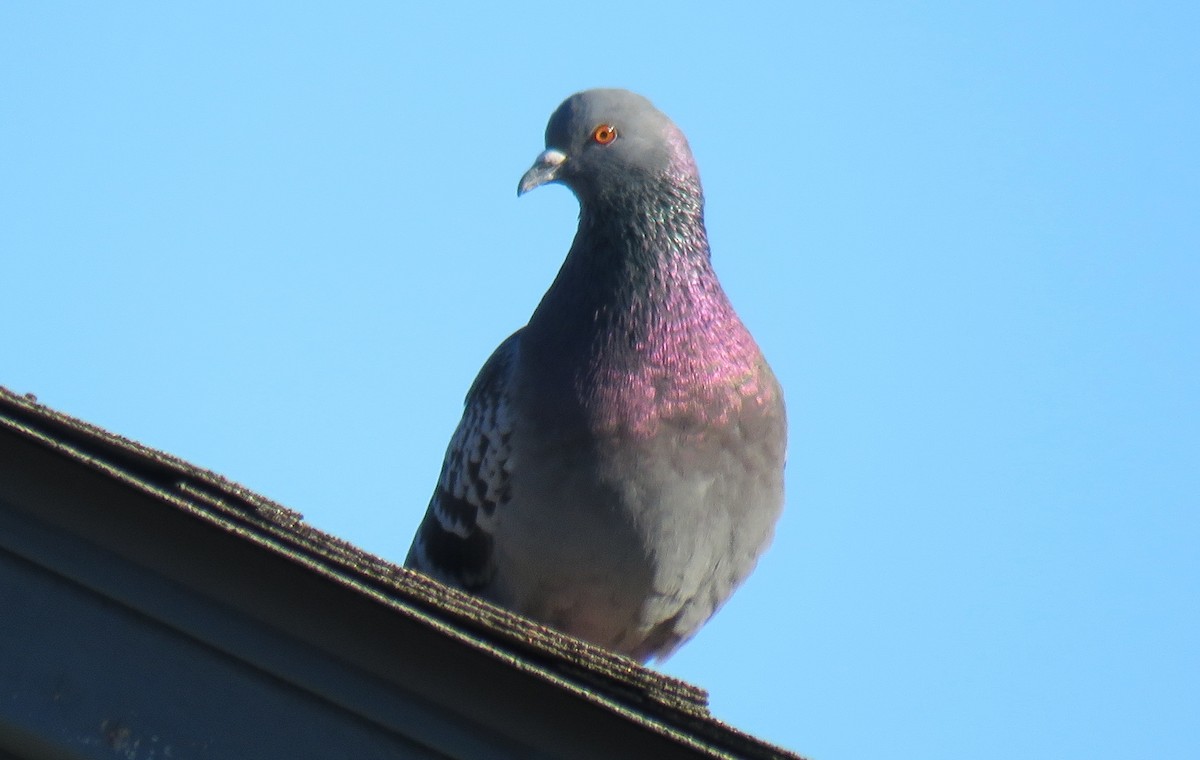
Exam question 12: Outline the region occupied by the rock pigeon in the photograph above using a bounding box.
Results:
[405,89,786,662]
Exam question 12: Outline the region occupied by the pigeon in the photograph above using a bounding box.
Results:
[405,89,786,662]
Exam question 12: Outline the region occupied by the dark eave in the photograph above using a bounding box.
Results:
[0,386,800,760]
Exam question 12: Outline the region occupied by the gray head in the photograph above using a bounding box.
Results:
[518,89,700,206]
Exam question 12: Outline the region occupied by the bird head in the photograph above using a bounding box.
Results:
[518,89,696,204]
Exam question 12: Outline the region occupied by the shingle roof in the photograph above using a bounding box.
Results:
[0,385,802,759]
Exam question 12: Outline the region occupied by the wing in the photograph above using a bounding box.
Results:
[404,331,520,592]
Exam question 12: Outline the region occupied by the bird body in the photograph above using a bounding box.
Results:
[406,89,785,661]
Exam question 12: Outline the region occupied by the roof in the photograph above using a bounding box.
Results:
[0,385,802,759]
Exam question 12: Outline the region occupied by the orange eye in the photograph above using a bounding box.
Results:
[591,124,618,145]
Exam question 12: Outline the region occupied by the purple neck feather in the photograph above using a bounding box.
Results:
[524,153,772,438]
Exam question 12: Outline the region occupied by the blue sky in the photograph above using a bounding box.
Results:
[3,3,1197,758]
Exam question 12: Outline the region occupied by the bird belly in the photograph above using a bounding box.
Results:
[483,400,784,660]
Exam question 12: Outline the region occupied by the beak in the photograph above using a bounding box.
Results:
[518,149,567,196]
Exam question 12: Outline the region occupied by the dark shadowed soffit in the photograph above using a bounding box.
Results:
[0,386,801,760]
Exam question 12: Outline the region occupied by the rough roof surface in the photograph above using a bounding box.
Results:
[0,385,801,760]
